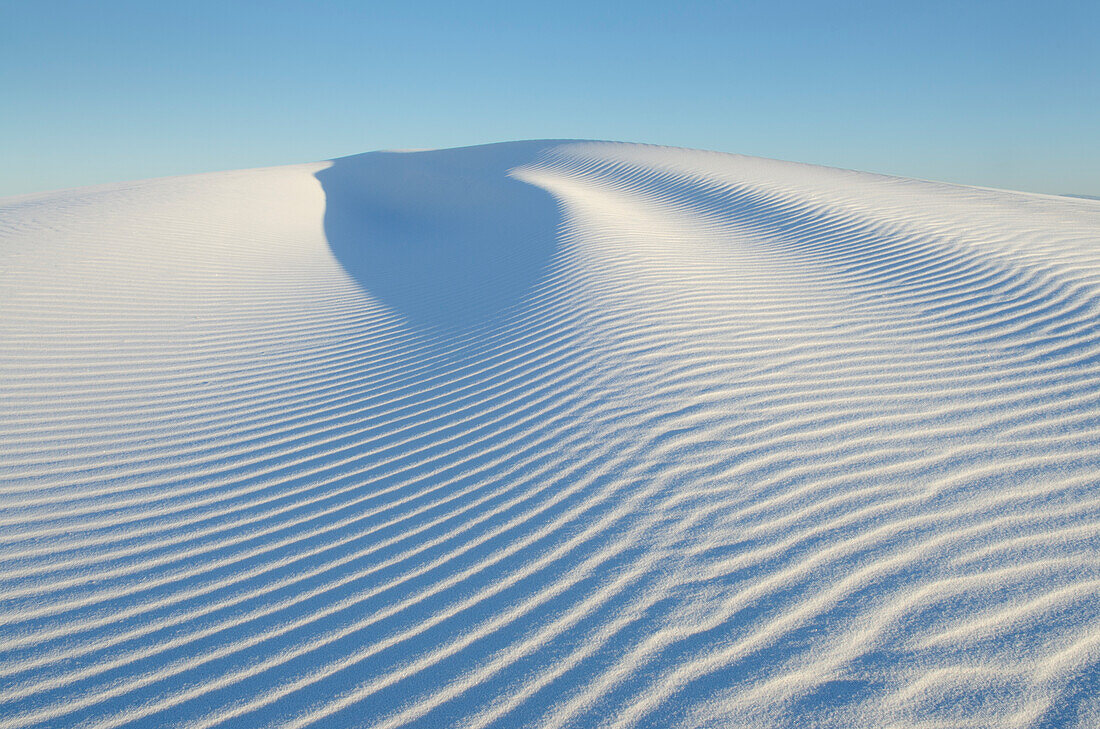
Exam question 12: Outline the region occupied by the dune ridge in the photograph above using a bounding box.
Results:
[2,140,1100,728]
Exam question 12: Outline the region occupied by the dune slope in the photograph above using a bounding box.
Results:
[2,141,1100,728]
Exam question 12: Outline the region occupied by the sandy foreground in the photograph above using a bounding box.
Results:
[2,140,1100,728]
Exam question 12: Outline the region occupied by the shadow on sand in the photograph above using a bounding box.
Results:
[315,141,565,335]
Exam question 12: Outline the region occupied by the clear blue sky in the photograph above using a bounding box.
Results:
[3,0,1098,197]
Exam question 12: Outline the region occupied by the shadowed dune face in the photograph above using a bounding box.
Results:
[316,142,563,334]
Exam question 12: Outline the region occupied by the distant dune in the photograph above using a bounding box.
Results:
[2,141,1100,728]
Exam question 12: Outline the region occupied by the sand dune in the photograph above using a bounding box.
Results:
[2,140,1100,728]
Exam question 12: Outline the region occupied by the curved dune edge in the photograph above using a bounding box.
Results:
[2,140,1100,728]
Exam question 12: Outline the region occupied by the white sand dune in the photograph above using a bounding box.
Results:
[2,140,1100,728]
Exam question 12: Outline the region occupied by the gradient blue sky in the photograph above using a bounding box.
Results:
[3,0,1098,197]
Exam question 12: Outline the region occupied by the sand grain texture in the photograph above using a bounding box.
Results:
[2,141,1100,728]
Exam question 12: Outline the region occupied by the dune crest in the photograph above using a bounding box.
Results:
[2,141,1100,728]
